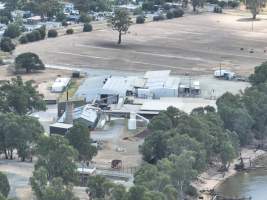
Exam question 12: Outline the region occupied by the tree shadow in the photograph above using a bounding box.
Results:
[237,18,261,22]
[92,40,144,50]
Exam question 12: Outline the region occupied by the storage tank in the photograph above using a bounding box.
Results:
[128,112,137,130]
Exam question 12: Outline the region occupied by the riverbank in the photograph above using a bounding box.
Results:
[194,148,267,200]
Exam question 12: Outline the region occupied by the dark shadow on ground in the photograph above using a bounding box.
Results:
[237,18,261,22]
[92,40,135,49]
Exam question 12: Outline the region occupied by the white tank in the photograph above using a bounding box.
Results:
[128,112,137,130]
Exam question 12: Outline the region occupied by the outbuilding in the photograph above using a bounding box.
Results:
[51,77,71,93]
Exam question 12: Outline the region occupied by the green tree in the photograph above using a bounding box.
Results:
[0,76,46,115]
[29,0,63,19]
[249,61,267,85]
[0,113,43,160]
[3,23,21,39]
[217,92,254,145]
[111,185,126,200]
[108,8,132,44]
[162,185,177,200]
[87,175,113,199]
[168,134,207,171]
[158,152,198,199]
[35,135,78,184]
[0,172,10,197]
[79,13,91,23]
[134,164,171,192]
[30,167,49,200]
[66,123,97,162]
[127,185,147,200]
[140,130,169,163]
[72,0,91,13]
[30,167,79,200]
[15,52,45,73]
[42,178,79,200]
[246,0,266,19]
[147,112,172,131]
[219,141,236,170]
[0,37,15,53]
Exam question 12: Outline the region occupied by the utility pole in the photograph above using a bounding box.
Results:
[220,62,222,77]
[252,20,254,32]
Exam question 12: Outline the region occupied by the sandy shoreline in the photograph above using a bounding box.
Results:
[194,148,267,200]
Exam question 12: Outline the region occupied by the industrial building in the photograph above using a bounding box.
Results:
[75,70,200,102]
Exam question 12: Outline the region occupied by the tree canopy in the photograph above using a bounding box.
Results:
[0,113,44,160]
[246,0,266,19]
[0,37,15,53]
[35,135,78,184]
[0,172,10,197]
[0,76,46,115]
[15,52,45,73]
[108,8,132,44]
[66,123,97,163]
[139,106,238,198]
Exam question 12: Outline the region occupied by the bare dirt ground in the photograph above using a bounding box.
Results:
[15,12,267,76]
[0,160,34,200]
[0,66,72,100]
[91,119,143,169]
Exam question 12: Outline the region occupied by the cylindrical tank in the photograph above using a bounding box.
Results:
[128,112,137,130]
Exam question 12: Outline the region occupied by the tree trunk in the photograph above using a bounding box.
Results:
[253,13,256,20]
[10,150,13,160]
[4,150,8,159]
[118,31,122,45]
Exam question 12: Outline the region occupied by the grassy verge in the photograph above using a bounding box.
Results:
[58,78,82,102]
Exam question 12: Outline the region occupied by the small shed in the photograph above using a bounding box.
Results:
[51,77,71,93]
[49,122,73,135]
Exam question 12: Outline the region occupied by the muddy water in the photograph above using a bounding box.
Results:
[217,155,267,200]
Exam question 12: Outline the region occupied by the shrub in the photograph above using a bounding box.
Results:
[3,23,21,38]
[166,11,174,19]
[214,6,222,13]
[142,1,155,11]
[218,1,226,8]
[133,7,143,15]
[185,185,198,197]
[136,15,145,24]
[228,1,239,8]
[153,14,165,21]
[62,20,68,27]
[79,13,92,23]
[0,37,15,52]
[172,8,184,17]
[163,3,171,11]
[0,16,9,25]
[56,12,67,22]
[32,30,41,41]
[26,32,36,42]
[66,29,74,34]
[0,172,10,197]
[83,23,93,32]
[48,29,58,38]
[37,25,46,39]
[19,35,28,44]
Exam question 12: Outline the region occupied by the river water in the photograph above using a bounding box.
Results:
[217,168,267,200]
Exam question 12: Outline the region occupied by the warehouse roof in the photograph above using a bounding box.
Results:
[139,97,216,113]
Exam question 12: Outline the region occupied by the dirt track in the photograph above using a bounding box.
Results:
[14,12,267,76]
